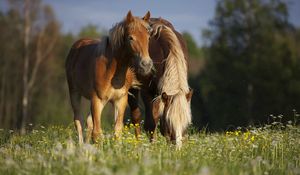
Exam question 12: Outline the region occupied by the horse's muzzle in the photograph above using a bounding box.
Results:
[138,59,153,75]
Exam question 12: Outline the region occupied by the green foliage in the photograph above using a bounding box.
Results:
[0,122,299,174]
[0,1,106,129]
[78,24,102,38]
[182,32,202,58]
[1,0,300,133]
[196,0,300,129]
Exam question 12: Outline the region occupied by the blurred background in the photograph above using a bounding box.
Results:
[0,0,299,132]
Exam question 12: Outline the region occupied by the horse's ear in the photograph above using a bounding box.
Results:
[142,11,151,22]
[161,92,170,103]
[126,10,134,23]
[186,89,193,102]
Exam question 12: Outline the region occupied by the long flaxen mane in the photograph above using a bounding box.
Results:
[153,24,192,142]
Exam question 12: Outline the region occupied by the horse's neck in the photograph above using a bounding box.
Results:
[110,46,132,89]
[113,47,131,72]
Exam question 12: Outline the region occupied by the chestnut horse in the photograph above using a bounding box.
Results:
[128,18,193,148]
[66,11,153,144]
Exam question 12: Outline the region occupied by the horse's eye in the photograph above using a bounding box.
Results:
[128,36,134,41]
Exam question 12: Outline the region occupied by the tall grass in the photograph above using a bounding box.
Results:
[0,118,299,175]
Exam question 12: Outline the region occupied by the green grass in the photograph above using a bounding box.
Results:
[0,122,299,175]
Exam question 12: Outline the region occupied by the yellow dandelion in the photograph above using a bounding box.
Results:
[251,136,255,141]
[226,131,231,136]
[243,131,250,140]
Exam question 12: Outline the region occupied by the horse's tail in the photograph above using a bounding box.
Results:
[65,44,77,86]
[65,39,85,77]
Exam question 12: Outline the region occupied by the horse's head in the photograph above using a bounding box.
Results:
[109,11,153,75]
[153,89,193,142]
[124,11,153,75]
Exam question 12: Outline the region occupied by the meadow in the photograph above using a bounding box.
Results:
[0,118,299,175]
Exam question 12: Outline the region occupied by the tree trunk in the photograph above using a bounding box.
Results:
[20,0,30,134]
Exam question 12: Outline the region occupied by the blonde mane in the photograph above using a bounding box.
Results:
[153,24,192,147]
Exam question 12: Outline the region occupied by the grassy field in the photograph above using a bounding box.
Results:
[0,120,299,175]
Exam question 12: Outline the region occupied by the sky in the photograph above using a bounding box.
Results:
[1,0,300,46]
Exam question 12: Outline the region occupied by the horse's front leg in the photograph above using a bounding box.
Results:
[114,94,128,138]
[142,92,159,142]
[128,89,142,138]
[91,96,104,143]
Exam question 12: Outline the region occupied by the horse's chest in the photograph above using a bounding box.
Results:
[109,88,127,100]
[97,86,127,101]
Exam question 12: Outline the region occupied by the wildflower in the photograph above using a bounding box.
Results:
[243,131,250,140]
[235,131,241,136]
[225,131,232,136]
[251,136,255,142]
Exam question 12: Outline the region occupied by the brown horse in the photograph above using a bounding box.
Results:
[128,18,193,148]
[66,11,153,144]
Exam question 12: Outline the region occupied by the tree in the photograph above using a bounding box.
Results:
[198,0,300,129]
[78,24,103,38]
[182,32,201,58]
[0,7,23,129]
[0,0,60,131]
[20,0,59,133]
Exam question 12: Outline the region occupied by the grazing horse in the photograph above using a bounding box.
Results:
[128,18,193,148]
[66,11,153,144]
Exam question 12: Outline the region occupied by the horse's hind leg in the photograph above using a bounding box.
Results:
[128,89,142,137]
[70,91,84,144]
[114,95,128,138]
[85,112,93,143]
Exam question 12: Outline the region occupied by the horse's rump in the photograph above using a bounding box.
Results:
[65,37,108,98]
